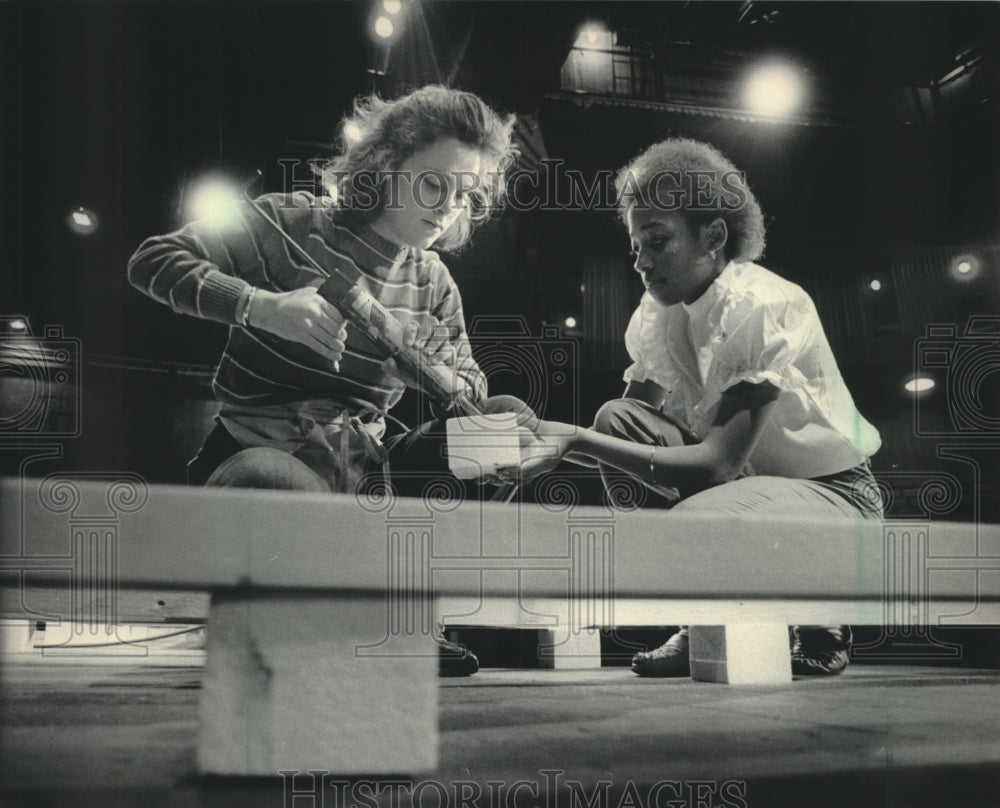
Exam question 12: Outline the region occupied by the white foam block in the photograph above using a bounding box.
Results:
[689,624,792,684]
[446,412,521,479]
[537,627,603,669]
[197,594,437,775]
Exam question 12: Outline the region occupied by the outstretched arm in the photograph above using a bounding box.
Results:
[519,381,779,494]
[127,196,347,364]
[561,378,667,468]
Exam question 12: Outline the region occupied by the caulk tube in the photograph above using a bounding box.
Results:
[317,274,475,411]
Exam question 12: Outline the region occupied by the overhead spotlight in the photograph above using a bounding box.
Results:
[744,60,804,117]
[950,254,981,281]
[343,122,363,144]
[374,15,394,39]
[904,376,935,394]
[575,22,611,50]
[383,0,401,13]
[564,316,578,329]
[869,278,882,292]
[185,175,241,228]
[67,206,98,236]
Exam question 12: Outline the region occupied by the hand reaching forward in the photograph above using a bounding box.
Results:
[247,287,348,368]
[508,420,580,482]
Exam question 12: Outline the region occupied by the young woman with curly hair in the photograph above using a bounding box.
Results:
[516,138,883,678]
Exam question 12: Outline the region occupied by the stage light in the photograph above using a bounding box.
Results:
[374,15,394,38]
[905,376,935,393]
[383,0,401,13]
[7,318,28,333]
[869,279,882,292]
[343,122,363,144]
[949,254,981,281]
[565,317,577,329]
[185,176,241,228]
[744,61,804,117]
[67,206,98,236]
[575,22,611,50]
[568,23,614,91]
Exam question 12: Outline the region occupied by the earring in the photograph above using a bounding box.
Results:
[709,249,717,260]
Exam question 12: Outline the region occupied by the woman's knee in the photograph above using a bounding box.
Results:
[672,476,860,518]
[594,398,692,449]
[593,398,640,436]
[205,447,330,492]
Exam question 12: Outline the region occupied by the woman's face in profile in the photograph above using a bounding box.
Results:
[626,207,718,307]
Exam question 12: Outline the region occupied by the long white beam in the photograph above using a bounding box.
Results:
[2,477,998,614]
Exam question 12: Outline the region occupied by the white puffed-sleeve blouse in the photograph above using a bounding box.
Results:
[623,261,882,479]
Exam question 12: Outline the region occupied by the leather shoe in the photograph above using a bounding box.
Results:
[631,629,690,677]
[791,625,852,676]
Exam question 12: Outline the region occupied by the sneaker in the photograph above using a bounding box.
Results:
[791,625,852,676]
[436,631,479,677]
[631,629,690,677]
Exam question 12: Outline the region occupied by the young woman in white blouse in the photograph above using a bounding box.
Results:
[516,138,884,677]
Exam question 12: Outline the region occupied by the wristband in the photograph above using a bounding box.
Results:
[648,446,657,484]
[240,286,257,328]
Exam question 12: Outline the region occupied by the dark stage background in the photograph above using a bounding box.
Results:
[3,1,999,521]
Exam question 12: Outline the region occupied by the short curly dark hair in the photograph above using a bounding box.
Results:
[322,85,517,251]
[615,138,766,263]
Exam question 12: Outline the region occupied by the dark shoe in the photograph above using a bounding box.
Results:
[631,629,690,677]
[437,632,479,677]
[791,625,852,676]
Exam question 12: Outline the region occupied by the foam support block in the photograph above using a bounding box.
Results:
[197,593,438,775]
[537,627,603,669]
[689,624,792,684]
[445,413,521,479]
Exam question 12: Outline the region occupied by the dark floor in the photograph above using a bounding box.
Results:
[2,654,999,808]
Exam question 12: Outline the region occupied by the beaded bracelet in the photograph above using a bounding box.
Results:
[240,286,257,328]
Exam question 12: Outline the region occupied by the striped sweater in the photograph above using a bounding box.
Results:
[127,191,487,418]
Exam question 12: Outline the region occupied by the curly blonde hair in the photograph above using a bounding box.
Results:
[615,138,766,263]
[323,85,517,251]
